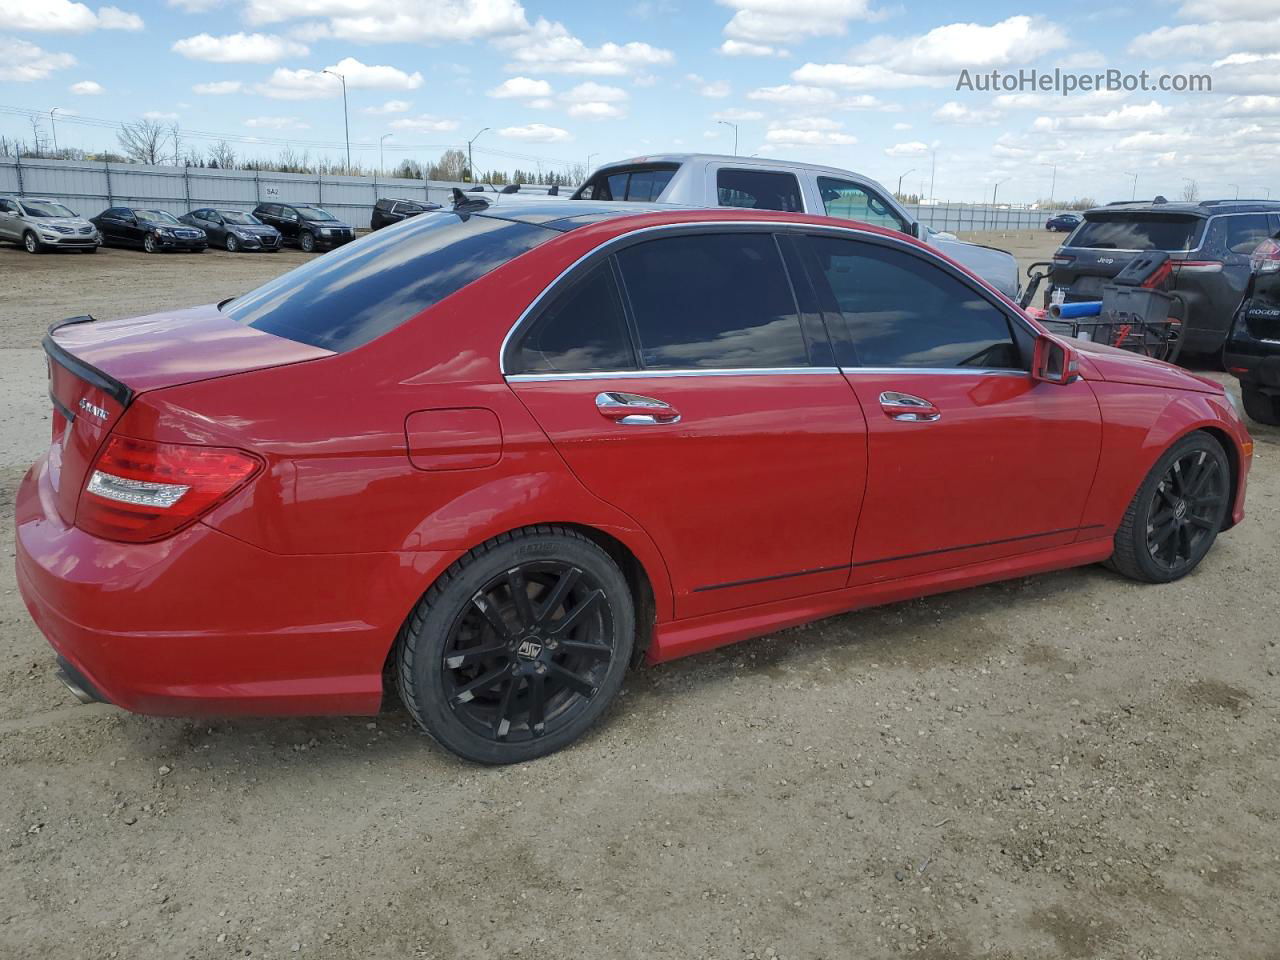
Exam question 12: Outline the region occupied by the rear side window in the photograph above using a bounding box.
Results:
[223,213,553,352]
[1214,214,1272,255]
[1070,214,1204,251]
[716,169,803,212]
[577,165,678,202]
[509,263,636,374]
[801,235,1021,369]
[616,233,809,369]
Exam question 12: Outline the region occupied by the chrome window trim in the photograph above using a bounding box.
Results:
[508,367,840,383]
[841,367,1028,377]
[499,219,1035,377]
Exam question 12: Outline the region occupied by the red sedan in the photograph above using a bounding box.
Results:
[16,203,1253,763]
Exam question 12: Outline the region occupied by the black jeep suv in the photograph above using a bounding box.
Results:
[1048,199,1280,355]
[251,202,354,253]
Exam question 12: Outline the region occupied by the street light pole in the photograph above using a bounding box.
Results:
[928,149,936,204]
[321,69,350,170]
[380,133,391,175]
[467,127,490,184]
[49,107,64,156]
[1125,171,1139,200]
[896,168,915,197]
[1040,161,1057,207]
[717,120,739,155]
[1229,182,1240,199]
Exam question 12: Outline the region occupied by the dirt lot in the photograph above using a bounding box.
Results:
[1,234,1278,960]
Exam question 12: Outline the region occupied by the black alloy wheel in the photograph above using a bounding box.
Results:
[396,526,634,764]
[1109,431,1230,583]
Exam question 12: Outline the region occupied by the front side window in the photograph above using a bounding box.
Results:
[616,232,810,369]
[715,169,803,213]
[0,199,14,213]
[817,177,907,232]
[802,235,1021,369]
[222,212,553,352]
[509,263,636,374]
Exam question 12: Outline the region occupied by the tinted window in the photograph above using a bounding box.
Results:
[803,235,1021,369]
[716,169,803,212]
[817,177,906,232]
[578,165,678,201]
[396,202,424,214]
[510,263,635,374]
[22,200,77,218]
[1070,214,1204,251]
[0,199,14,212]
[617,233,809,369]
[1220,214,1271,255]
[223,213,553,352]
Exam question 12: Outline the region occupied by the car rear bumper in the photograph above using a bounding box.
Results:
[15,455,458,717]
[1225,347,1280,388]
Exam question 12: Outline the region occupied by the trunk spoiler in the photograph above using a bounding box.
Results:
[42,315,135,408]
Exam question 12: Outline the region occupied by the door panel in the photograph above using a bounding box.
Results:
[844,370,1102,585]
[512,373,868,618]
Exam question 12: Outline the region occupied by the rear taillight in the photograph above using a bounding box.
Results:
[1251,238,1280,274]
[77,435,261,543]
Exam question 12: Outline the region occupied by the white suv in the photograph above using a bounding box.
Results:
[0,196,101,253]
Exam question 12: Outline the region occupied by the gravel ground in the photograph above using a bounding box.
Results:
[1,234,1278,960]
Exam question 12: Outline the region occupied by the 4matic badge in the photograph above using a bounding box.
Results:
[78,397,109,421]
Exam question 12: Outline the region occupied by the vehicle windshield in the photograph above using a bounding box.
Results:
[221,212,554,352]
[1070,214,1204,251]
[22,200,77,218]
[136,209,181,224]
[222,211,260,225]
[296,206,338,222]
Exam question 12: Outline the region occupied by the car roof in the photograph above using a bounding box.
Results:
[1087,199,1280,218]
[590,152,882,181]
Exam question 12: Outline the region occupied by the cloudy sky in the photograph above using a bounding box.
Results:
[1,0,1277,202]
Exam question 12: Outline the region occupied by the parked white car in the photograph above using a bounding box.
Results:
[569,155,1020,299]
[0,196,101,253]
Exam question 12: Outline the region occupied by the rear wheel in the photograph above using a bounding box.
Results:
[23,231,43,254]
[299,230,316,253]
[1109,431,1230,583]
[396,526,634,764]
[1241,382,1280,426]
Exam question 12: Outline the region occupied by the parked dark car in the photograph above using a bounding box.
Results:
[371,197,440,231]
[1045,213,1081,232]
[1048,199,1280,354]
[1225,236,1280,425]
[180,208,281,252]
[90,207,207,253]
[251,202,354,252]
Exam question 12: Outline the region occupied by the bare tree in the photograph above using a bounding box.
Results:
[117,119,168,165]
[393,159,424,179]
[169,122,185,166]
[207,140,236,169]
[1182,179,1200,202]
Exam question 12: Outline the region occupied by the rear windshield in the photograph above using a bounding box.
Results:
[1070,214,1205,251]
[574,164,678,202]
[221,212,554,352]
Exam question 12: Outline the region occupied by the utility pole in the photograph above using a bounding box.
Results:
[321,69,350,170]
[1125,171,1139,200]
[467,127,490,184]
[1040,161,1056,207]
[1229,182,1240,199]
[50,107,64,156]
[380,133,391,175]
[896,168,915,197]
[928,149,937,204]
[717,120,739,155]
[990,178,1008,229]
[587,152,597,173]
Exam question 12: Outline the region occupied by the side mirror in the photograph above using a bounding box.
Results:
[1032,335,1079,385]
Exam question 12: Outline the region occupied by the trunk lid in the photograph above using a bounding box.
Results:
[43,306,332,525]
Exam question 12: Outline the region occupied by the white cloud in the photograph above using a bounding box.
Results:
[933,101,998,124]
[498,122,572,142]
[489,76,553,99]
[70,79,103,94]
[568,101,625,119]
[173,33,308,63]
[194,80,243,94]
[1034,100,1171,132]
[242,0,529,43]
[389,114,459,132]
[528,97,554,108]
[496,18,673,75]
[1178,0,1278,15]
[892,121,911,130]
[687,73,730,97]
[849,15,1068,74]
[765,126,858,147]
[1217,94,1280,117]
[713,107,764,121]
[244,115,309,130]
[143,111,179,121]
[719,39,788,57]
[0,0,142,31]
[719,0,878,44]
[885,141,928,157]
[0,37,75,80]
[749,83,838,104]
[790,63,945,90]
[257,57,423,99]
[561,81,627,102]
[1131,19,1280,56]
[362,98,411,114]
[167,0,221,10]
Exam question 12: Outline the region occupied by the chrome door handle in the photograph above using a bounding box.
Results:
[879,391,941,422]
[595,391,681,425]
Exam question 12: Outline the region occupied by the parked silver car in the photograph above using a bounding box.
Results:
[0,196,100,253]
[570,155,1019,299]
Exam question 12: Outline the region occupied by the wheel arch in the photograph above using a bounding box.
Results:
[1197,424,1242,530]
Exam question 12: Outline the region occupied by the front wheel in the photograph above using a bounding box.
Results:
[23,231,43,254]
[298,231,316,253]
[143,233,160,254]
[1108,431,1231,583]
[1241,382,1280,426]
[225,234,239,253]
[396,526,634,764]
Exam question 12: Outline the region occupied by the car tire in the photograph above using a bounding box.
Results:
[1241,382,1280,425]
[1108,431,1231,584]
[299,231,316,253]
[22,231,43,254]
[143,233,160,254]
[226,234,239,253]
[396,525,635,764]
